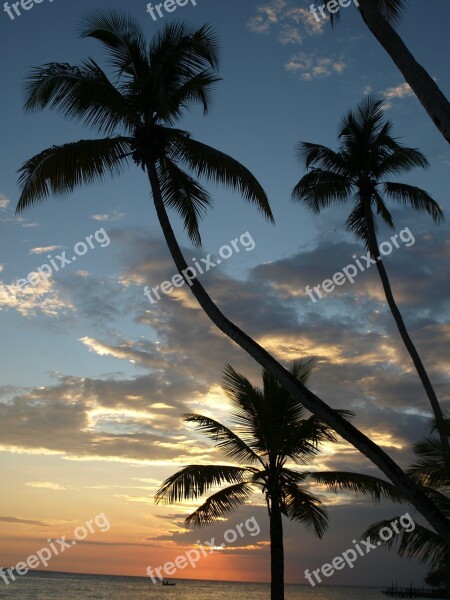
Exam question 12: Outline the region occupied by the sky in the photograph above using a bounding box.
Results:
[0,0,449,588]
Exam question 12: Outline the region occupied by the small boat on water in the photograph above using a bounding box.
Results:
[162,580,176,586]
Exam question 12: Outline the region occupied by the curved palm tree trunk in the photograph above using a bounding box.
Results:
[364,214,450,464]
[269,499,284,600]
[145,162,450,544]
[357,0,450,144]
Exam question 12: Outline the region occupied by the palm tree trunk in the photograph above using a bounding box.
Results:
[364,213,450,464]
[269,499,284,600]
[146,161,450,544]
[358,0,450,144]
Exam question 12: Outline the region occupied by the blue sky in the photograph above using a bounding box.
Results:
[0,0,449,588]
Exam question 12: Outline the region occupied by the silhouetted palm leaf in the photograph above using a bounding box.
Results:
[307,471,404,503]
[155,465,249,504]
[186,482,254,526]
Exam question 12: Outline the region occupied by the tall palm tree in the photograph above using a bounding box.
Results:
[292,95,449,461]
[363,418,450,591]
[329,0,450,144]
[15,11,450,542]
[155,359,403,600]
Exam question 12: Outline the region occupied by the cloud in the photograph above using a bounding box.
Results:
[383,82,413,100]
[29,246,63,255]
[0,275,74,317]
[0,195,10,210]
[285,53,346,79]
[25,481,71,491]
[1,224,448,488]
[248,0,326,42]
[91,210,125,222]
[381,82,414,109]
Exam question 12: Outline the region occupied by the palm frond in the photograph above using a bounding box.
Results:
[78,9,148,79]
[373,190,394,228]
[157,156,212,246]
[154,465,250,505]
[221,364,269,453]
[408,436,450,489]
[307,471,405,503]
[172,137,274,222]
[382,182,445,223]
[147,23,220,123]
[183,414,264,466]
[164,71,221,121]
[150,22,220,76]
[23,60,135,135]
[345,195,375,246]
[292,169,353,211]
[16,137,132,213]
[363,518,450,566]
[296,142,351,176]
[281,485,328,538]
[185,482,254,527]
[375,146,429,178]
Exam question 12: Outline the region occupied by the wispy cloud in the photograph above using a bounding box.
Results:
[0,516,49,527]
[29,245,63,255]
[0,195,10,210]
[0,276,74,317]
[248,0,326,43]
[383,82,413,99]
[285,53,346,79]
[380,82,414,110]
[91,210,124,222]
[26,481,71,491]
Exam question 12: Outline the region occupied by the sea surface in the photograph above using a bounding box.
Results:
[0,571,392,600]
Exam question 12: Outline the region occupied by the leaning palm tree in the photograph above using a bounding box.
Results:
[328,0,450,144]
[155,359,403,600]
[363,418,450,590]
[15,11,450,541]
[292,95,449,461]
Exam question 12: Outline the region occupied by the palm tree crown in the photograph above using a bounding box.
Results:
[17,11,273,245]
[292,95,443,248]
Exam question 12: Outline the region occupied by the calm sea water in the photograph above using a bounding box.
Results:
[0,571,389,600]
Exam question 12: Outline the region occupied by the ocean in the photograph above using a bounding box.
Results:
[0,571,389,599]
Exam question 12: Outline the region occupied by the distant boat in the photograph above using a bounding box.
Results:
[162,580,176,586]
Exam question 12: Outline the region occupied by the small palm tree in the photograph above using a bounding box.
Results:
[155,359,402,600]
[292,95,449,459]
[363,418,450,591]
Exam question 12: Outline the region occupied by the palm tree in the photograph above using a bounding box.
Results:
[15,11,450,542]
[329,0,450,144]
[363,418,450,591]
[292,95,449,462]
[155,359,403,600]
